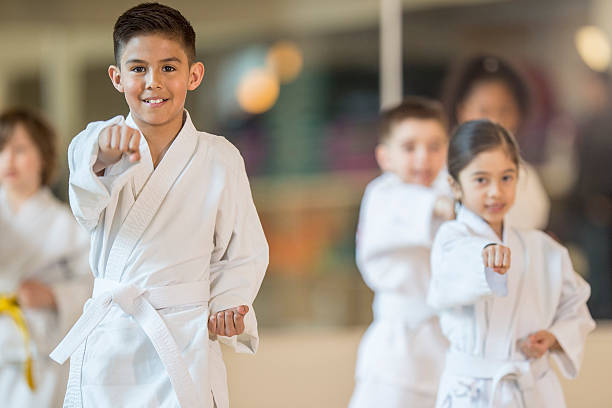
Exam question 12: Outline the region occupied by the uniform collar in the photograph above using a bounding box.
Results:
[125,110,196,150]
[0,187,53,216]
[124,110,197,170]
[456,205,507,243]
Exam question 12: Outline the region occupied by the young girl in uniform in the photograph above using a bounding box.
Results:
[0,108,91,407]
[428,119,595,408]
[443,55,550,230]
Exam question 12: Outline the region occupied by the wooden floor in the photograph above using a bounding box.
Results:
[223,322,612,408]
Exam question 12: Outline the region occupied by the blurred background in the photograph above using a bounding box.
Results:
[1,0,610,406]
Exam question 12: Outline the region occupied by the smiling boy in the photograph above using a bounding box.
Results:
[50,4,268,408]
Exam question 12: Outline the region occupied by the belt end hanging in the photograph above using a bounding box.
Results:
[25,357,36,391]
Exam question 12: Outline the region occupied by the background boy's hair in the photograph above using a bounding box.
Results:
[447,119,521,182]
[0,108,57,186]
[379,96,448,143]
[442,54,530,129]
[113,2,196,65]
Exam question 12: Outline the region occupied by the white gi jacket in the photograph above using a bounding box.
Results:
[350,172,450,407]
[51,111,268,408]
[428,207,595,408]
[0,187,91,407]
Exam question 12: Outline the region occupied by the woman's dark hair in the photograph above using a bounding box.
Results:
[113,3,196,65]
[0,108,57,186]
[448,119,520,182]
[443,55,530,129]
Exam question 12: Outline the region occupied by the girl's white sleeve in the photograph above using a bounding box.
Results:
[548,247,596,379]
[427,222,508,309]
[208,149,268,354]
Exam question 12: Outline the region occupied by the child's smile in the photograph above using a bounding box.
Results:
[484,202,507,213]
[142,97,169,106]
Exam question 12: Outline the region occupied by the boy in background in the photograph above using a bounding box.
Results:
[350,97,453,408]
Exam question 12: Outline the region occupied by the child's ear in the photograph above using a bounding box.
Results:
[108,65,124,93]
[447,175,462,201]
[375,144,389,172]
[187,62,205,91]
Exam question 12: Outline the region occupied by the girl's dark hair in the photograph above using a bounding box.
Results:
[448,119,520,182]
[113,3,196,65]
[0,108,57,186]
[443,55,530,129]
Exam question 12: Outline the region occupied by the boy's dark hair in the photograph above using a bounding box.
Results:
[448,119,521,182]
[379,96,448,143]
[442,55,530,129]
[0,108,57,186]
[113,3,196,65]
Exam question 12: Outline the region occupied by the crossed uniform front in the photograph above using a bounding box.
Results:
[51,112,268,408]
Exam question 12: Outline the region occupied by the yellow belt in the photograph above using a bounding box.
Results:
[0,294,36,391]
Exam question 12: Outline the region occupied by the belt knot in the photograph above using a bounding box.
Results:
[110,284,145,315]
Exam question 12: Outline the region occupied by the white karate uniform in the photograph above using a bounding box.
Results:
[0,187,91,407]
[349,172,451,408]
[428,207,595,408]
[51,111,268,408]
[505,163,550,230]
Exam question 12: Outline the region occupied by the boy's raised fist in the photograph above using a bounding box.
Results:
[94,123,141,173]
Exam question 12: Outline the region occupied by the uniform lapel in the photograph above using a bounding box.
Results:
[457,207,526,358]
[456,206,500,243]
[104,111,199,282]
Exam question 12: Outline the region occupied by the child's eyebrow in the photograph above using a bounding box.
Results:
[124,57,182,64]
[471,168,516,176]
[125,59,148,65]
[159,57,182,63]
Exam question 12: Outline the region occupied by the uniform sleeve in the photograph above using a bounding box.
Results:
[356,184,438,291]
[68,115,139,232]
[547,248,596,379]
[208,153,268,354]
[427,223,507,310]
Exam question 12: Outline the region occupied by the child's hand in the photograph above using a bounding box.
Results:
[93,123,142,173]
[482,244,511,275]
[518,330,560,359]
[208,305,249,337]
[17,279,56,310]
[434,196,455,220]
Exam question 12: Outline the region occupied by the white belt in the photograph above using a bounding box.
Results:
[50,278,210,408]
[445,351,549,408]
[373,293,435,327]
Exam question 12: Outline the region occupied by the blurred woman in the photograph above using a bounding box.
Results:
[443,54,550,230]
[0,108,91,407]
